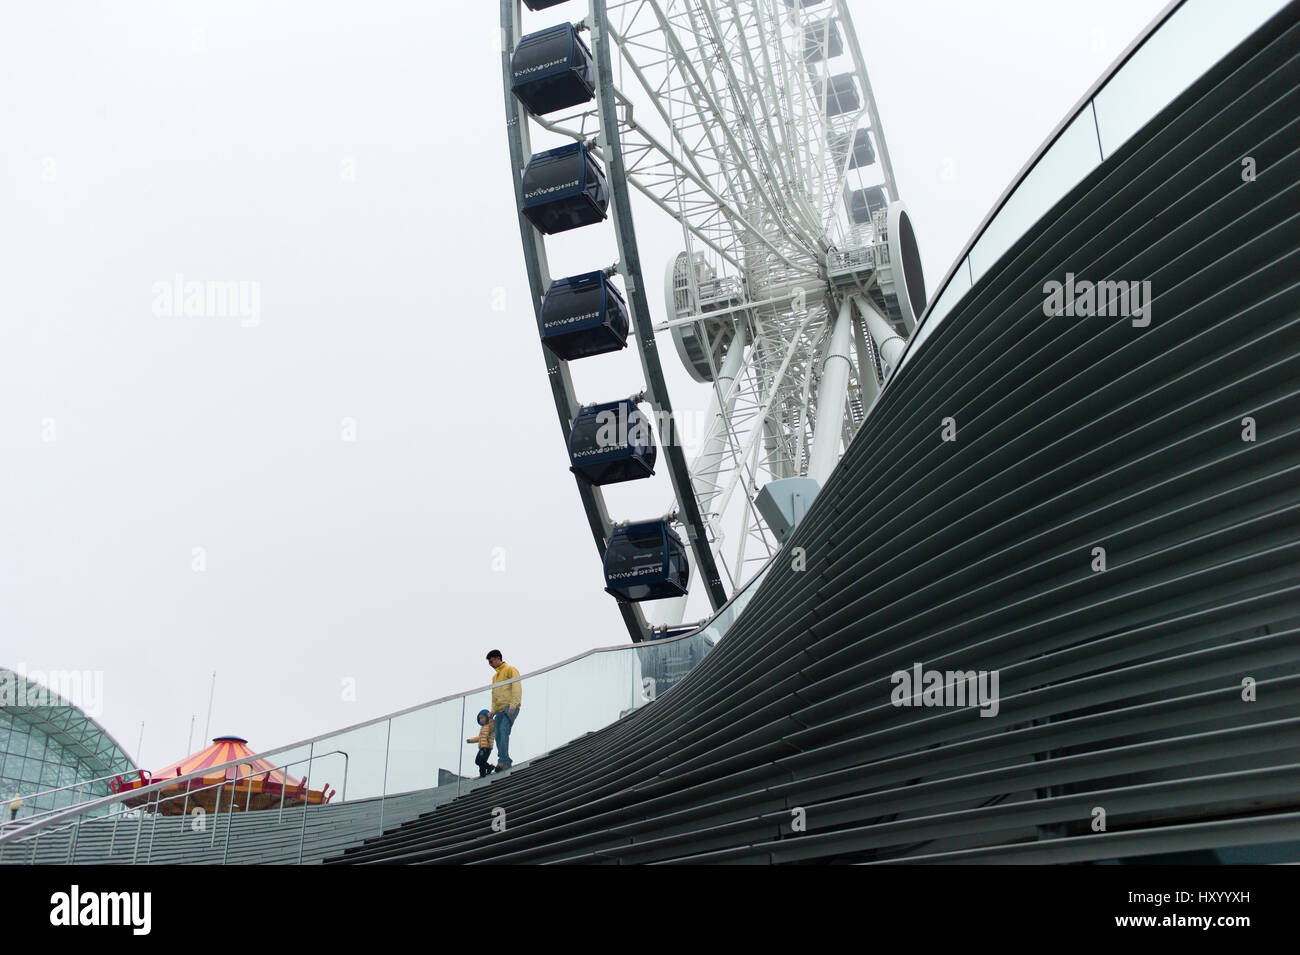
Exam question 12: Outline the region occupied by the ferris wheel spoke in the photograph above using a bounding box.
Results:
[711,0,825,244]
[660,2,818,245]
[608,10,824,273]
[528,106,772,274]
[727,3,802,205]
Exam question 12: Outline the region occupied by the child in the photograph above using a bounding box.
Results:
[466,709,495,777]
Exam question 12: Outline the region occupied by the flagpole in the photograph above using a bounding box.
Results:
[202,671,216,743]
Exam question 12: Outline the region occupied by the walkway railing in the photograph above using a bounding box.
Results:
[1,749,350,864]
[3,767,145,823]
[881,0,1292,388]
[0,561,771,861]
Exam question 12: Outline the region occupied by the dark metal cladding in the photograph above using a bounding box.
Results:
[540,270,629,360]
[602,521,689,602]
[511,23,594,116]
[568,399,657,485]
[520,142,610,234]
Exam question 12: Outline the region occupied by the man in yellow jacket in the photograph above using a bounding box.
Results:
[487,649,522,771]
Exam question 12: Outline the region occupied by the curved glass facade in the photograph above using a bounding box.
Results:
[0,668,136,819]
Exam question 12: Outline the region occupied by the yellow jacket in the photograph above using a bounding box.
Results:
[491,662,522,713]
[469,721,494,749]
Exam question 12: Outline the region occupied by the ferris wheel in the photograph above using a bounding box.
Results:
[501,0,928,642]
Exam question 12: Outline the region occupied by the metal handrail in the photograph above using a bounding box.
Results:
[4,765,147,816]
[0,747,348,847]
[872,0,1191,393]
[0,749,349,863]
[0,620,733,848]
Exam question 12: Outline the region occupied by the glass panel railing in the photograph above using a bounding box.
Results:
[967,107,1103,283]
[300,719,388,806]
[386,697,462,798]
[543,647,638,744]
[891,0,1289,389]
[697,561,772,644]
[0,570,765,861]
[895,255,972,375]
[255,742,316,811]
[633,630,712,705]
[1093,0,1292,157]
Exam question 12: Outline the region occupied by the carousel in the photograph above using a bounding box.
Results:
[109,736,335,816]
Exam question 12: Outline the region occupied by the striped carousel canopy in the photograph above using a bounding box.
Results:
[153,736,300,787]
[112,736,333,815]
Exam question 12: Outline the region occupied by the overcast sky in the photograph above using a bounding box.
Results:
[0,0,1168,769]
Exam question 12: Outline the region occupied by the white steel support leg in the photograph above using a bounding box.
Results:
[808,296,854,486]
[651,327,748,631]
[852,306,881,407]
[691,326,750,512]
[854,294,907,371]
[763,416,790,480]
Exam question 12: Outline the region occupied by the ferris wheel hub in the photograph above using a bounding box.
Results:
[875,201,928,333]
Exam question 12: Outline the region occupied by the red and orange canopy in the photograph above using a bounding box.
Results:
[111,736,334,815]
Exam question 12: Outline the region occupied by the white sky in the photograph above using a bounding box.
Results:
[0,0,1168,769]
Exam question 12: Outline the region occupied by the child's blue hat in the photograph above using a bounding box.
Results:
[478,709,491,720]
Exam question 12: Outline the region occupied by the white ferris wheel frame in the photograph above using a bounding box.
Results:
[502,0,919,641]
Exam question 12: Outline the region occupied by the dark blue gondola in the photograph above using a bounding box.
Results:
[540,271,629,360]
[511,23,594,116]
[568,399,657,486]
[523,0,569,10]
[520,142,610,234]
[803,19,843,61]
[847,185,887,224]
[813,73,861,117]
[603,521,690,602]
[830,128,875,169]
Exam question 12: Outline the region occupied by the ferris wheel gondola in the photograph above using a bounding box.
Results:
[502,0,927,641]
